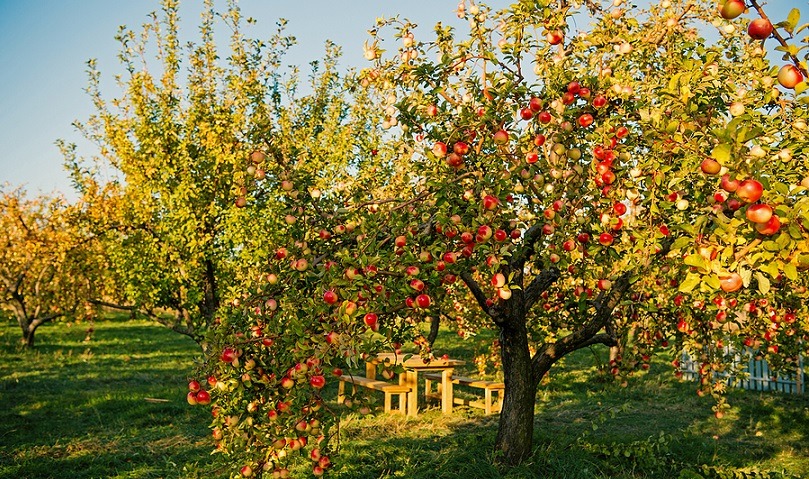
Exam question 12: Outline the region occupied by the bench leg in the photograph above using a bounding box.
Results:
[404,371,418,417]
[441,369,453,414]
[484,388,492,415]
[384,392,392,413]
[338,380,345,404]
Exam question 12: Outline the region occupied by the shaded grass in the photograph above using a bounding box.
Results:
[1,318,807,478]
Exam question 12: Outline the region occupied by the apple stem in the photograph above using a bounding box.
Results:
[749,0,809,78]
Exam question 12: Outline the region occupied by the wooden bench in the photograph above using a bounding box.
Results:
[424,373,504,415]
[337,374,411,414]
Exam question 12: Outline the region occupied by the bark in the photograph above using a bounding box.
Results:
[495,318,537,465]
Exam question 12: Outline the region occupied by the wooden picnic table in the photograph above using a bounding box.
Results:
[368,352,465,417]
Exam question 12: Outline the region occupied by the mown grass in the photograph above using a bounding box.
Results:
[1,316,807,478]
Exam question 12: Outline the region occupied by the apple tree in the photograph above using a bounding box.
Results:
[197,0,809,475]
[0,187,104,347]
[63,0,380,343]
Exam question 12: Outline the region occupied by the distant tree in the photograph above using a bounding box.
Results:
[63,0,385,344]
[0,187,101,347]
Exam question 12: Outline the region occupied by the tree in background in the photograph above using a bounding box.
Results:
[0,188,103,347]
[63,0,385,344]
[196,0,809,476]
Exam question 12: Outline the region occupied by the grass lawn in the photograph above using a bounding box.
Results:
[1,316,807,478]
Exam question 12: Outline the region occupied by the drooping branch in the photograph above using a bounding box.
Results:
[749,0,809,78]
[511,223,543,271]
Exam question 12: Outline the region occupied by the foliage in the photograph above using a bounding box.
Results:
[0,187,102,346]
[62,0,374,342]
[196,0,809,476]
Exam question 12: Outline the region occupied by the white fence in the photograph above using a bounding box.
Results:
[680,349,805,394]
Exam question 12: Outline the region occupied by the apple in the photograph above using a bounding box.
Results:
[395,235,407,248]
[234,196,247,208]
[410,278,425,291]
[493,129,510,145]
[520,107,534,120]
[364,313,379,330]
[220,347,237,363]
[599,232,614,246]
[477,225,493,241]
[494,229,508,242]
[700,158,721,175]
[453,141,470,155]
[525,151,539,164]
[563,239,576,252]
[748,18,773,40]
[592,95,607,108]
[323,290,338,304]
[613,202,627,216]
[432,142,448,157]
[719,0,745,20]
[529,96,543,112]
[777,65,804,89]
[719,273,743,293]
[578,113,594,128]
[498,288,512,300]
[720,174,739,193]
[309,375,326,389]
[187,391,198,405]
[443,252,457,263]
[745,203,773,224]
[538,111,552,123]
[597,279,612,290]
[482,195,499,210]
[736,179,763,203]
[196,389,211,405]
[492,273,506,288]
[415,294,431,308]
[188,380,201,392]
[755,215,781,235]
[577,232,590,243]
[546,30,563,45]
[426,104,438,116]
[241,465,254,477]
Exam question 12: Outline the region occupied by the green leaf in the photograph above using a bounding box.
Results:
[786,8,801,35]
[670,236,691,251]
[755,272,771,295]
[679,273,701,293]
[684,254,707,269]
[711,144,731,164]
[784,263,798,281]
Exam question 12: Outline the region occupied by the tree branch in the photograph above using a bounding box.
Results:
[459,270,493,318]
[524,267,560,312]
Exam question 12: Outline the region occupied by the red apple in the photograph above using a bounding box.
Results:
[482,195,499,210]
[188,380,201,392]
[492,273,506,288]
[220,347,237,363]
[599,232,614,246]
[410,278,425,291]
[196,389,211,405]
[538,111,552,123]
[415,294,431,308]
[748,18,773,40]
[546,30,563,45]
[520,107,534,120]
[240,465,254,477]
[745,203,773,224]
[597,279,612,290]
[778,65,804,89]
[494,229,508,242]
[363,313,379,331]
[323,290,338,304]
[736,179,763,203]
[187,391,198,405]
[309,375,326,389]
[453,141,470,155]
[529,96,543,112]
[755,215,781,235]
[578,113,594,128]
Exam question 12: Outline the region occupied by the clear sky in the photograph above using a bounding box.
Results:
[0,1,795,199]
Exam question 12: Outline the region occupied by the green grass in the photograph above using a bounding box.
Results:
[1,317,808,478]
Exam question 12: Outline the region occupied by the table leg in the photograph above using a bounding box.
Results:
[398,373,407,411]
[406,370,418,417]
[365,361,376,379]
[441,368,454,414]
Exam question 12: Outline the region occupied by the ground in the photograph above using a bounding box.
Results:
[1,315,807,478]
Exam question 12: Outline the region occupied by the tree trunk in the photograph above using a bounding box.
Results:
[23,326,36,348]
[494,319,537,465]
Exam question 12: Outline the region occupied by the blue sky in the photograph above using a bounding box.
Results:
[0,1,795,199]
